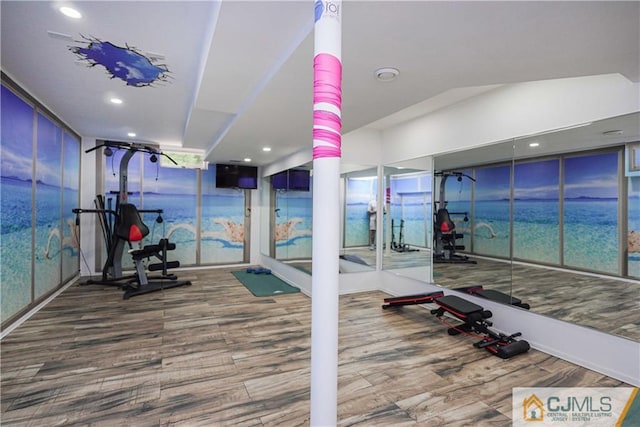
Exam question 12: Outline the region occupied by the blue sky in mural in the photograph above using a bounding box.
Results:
[71,37,169,87]
[564,153,618,199]
[475,165,510,201]
[347,176,377,203]
[144,163,196,195]
[36,114,62,187]
[1,86,33,181]
[514,159,559,200]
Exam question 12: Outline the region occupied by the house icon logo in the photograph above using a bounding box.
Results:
[523,394,545,421]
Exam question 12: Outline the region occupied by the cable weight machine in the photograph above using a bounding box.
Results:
[73,141,191,298]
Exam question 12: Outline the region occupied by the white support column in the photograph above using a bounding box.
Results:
[310,1,342,425]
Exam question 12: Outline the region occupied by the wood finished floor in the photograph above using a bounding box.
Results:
[331,248,640,342]
[0,267,628,426]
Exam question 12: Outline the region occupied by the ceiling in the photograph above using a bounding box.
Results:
[2,1,639,167]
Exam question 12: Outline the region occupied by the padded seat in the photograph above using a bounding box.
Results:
[436,295,484,316]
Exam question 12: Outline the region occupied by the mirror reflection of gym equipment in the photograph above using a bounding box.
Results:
[433,171,477,264]
[73,141,191,299]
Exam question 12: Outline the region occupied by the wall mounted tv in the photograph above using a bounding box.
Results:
[288,169,311,191]
[271,169,311,192]
[216,164,258,189]
[271,170,289,190]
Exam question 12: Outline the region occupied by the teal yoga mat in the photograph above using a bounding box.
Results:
[232,270,301,297]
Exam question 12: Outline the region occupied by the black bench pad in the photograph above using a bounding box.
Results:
[436,295,484,316]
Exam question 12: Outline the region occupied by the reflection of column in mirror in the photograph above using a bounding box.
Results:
[384,172,392,259]
[269,187,276,258]
[375,164,383,268]
[509,147,515,302]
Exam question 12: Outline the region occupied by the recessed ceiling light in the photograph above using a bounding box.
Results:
[243,158,252,162]
[375,67,399,82]
[110,97,123,104]
[529,142,540,148]
[127,132,136,137]
[603,130,623,136]
[262,147,272,152]
[59,6,82,19]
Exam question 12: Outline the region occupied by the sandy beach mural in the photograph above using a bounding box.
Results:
[514,159,560,264]
[274,190,313,260]
[1,85,81,324]
[1,86,35,322]
[564,152,619,274]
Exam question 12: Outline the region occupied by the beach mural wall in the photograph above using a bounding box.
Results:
[344,176,377,247]
[437,148,636,278]
[474,165,512,258]
[563,152,619,274]
[274,189,313,260]
[514,159,560,264]
[1,84,80,325]
[387,172,432,248]
[101,158,247,267]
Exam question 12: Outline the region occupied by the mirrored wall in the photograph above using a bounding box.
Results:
[381,158,434,282]
[263,163,385,274]
[429,113,639,342]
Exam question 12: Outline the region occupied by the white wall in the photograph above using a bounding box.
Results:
[381,73,640,163]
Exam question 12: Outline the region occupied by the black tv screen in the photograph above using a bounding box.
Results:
[216,164,258,189]
[288,169,310,191]
[271,170,288,190]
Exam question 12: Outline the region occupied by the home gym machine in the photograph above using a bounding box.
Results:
[433,171,476,264]
[382,291,530,359]
[73,140,191,299]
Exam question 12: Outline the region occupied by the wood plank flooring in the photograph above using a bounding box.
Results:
[0,267,628,426]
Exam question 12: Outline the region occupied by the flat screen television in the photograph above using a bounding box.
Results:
[288,169,310,191]
[216,164,258,189]
[271,170,289,190]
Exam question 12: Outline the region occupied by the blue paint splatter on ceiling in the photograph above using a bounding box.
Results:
[70,36,169,87]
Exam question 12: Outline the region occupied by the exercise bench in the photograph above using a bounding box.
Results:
[382,292,530,359]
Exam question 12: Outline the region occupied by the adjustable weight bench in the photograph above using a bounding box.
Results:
[117,203,191,299]
[454,285,530,309]
[382,292,530,359]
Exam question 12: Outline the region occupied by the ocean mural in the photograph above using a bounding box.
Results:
[62,132,80,282]
[473,165,511,258]
[1,85,34,323]
[1,84,81,325]
[34,113,63,299]
[200,167,247,264]
[513,159,560,264]
[144,165,198,266]
[564,152,619,274]
[388,172,432,248]
[100,159,248,268]
[344,176,377,247]
[274,189,313,260]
